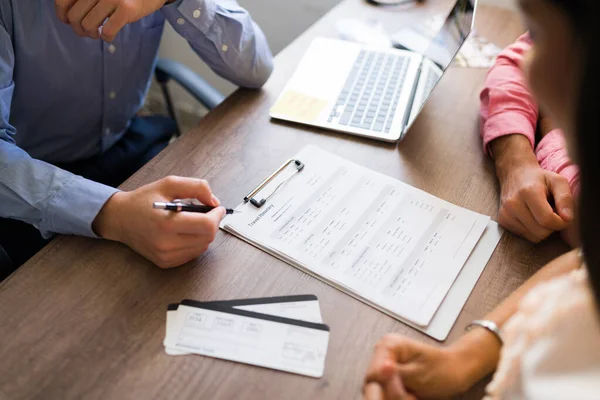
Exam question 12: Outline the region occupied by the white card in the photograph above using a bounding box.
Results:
[164,302,330,378]
[233,300,323,323]
[164,295,323,356]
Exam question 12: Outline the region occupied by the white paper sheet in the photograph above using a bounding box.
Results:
[222,146,490,327]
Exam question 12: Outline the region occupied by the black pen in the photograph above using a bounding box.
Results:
[153,202,241,214]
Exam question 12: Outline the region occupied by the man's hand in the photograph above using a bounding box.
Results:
[55,0,170,42]
[92,176,226,268]
[363,334,471,400]
[491,135,573,243]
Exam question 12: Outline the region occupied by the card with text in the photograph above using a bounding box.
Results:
[164,295,323,355]
[163,295,329,378]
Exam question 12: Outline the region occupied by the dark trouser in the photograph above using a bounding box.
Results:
[0,116,176,280]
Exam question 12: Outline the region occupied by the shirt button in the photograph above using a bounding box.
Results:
[176,18,185,25]
[221,44,228,52]
[109,91,117,100]
[108,44,116,54]
[193,9,201,18]
[104,128,111,136]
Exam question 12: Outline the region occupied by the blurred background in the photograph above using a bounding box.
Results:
[146,0,517,129]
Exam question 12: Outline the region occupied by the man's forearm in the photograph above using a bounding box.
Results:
[0,139,118,238]
[162,0,274,88]
[490,134,539,182]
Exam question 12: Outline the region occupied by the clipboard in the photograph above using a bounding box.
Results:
[221,146,503,341]
[244,159,305,208]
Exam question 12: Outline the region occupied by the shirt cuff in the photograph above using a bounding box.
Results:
[43,175,120,239]
[536,128,580,190]
[482,112,536,156]
[162,0,216,35]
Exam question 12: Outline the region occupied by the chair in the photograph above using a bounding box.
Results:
[154,58,226,135]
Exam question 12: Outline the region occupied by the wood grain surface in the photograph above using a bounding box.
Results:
[0,1,569,399]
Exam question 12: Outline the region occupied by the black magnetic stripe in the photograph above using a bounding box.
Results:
[180,302,329,332]
[181,294,318,309]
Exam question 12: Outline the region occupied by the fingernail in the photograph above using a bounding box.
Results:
[562,207,573,219]
[211,195,220,206]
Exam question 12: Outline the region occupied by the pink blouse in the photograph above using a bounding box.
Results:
[479,34,580,191]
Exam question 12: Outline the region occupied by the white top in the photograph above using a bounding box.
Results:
[485,267,600,399]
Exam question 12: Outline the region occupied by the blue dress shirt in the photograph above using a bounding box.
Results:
[0,0,273,238]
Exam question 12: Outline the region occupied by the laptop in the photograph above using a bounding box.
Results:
[270,0,477,142]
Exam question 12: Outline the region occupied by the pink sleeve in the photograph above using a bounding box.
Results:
[480,34,538,155]
[536,130,580,247]
[536,129,580,194]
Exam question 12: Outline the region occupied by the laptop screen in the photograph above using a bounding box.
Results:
[424,0,476,70]
[402,0,477,134]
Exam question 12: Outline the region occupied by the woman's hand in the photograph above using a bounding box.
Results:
[364,363,416,400]
[363,249,583,400]
[364,334,471,400]
[363,328,502,400]
[364,379,416,400]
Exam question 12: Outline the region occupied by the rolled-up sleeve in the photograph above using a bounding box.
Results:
[479,34,538,155]
[536,129,580,193]
[162,0,274,88]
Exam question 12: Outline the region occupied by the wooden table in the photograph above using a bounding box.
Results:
[0,1,569,399]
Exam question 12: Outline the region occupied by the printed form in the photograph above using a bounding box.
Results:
[222,146,490,326]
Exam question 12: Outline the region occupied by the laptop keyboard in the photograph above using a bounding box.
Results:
[328,50,409,133]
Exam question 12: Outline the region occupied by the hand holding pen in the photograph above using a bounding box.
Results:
[93,176,230,269]
[153,202,240,214]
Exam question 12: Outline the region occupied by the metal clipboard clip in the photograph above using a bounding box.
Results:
[244,159,305,208]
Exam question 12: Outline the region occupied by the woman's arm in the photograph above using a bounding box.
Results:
[364,249,581,400]
[456,248,580,386]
